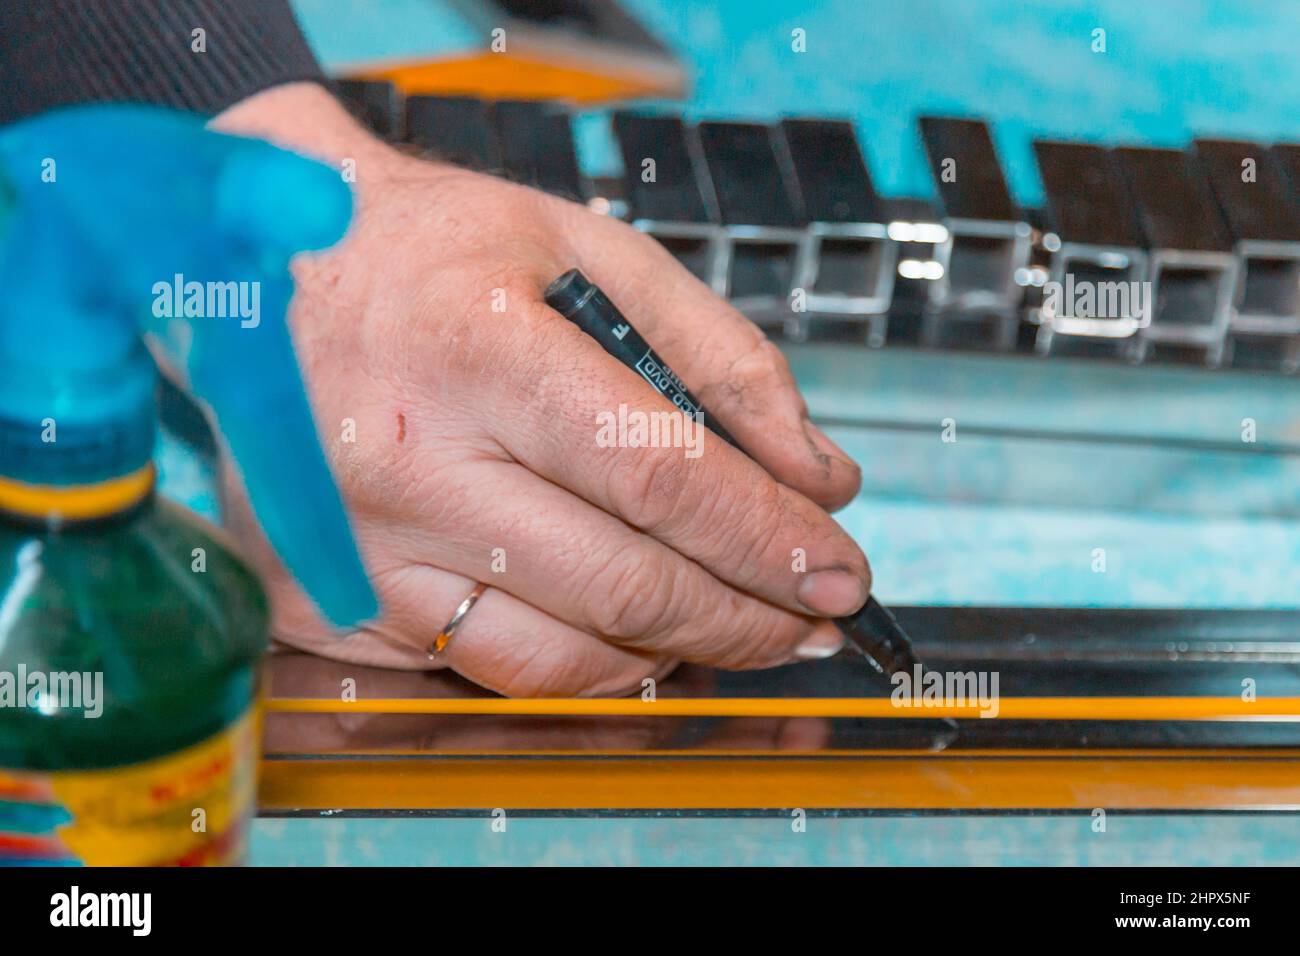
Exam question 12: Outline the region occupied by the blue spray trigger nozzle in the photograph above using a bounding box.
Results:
[214,145,354,255]
[0,104,378,629]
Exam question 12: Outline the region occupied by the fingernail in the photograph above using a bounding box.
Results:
[798,569,868,617]
[794,621,847,660]
[804,420,859,472]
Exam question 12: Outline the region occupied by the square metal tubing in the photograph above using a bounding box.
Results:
[634,220,729,292]
[713,225,812,322]
[1114,146,1238,367]
[919,117,1031,350]
[1036,244,1150,351]
[1137,249,1236,365]
[696,121,811,322]
[1032,140,1152,356]
[405,95,502,172]
[1199,140,1300,372]
[929,217,1031,312]
[798,222,895,345]
[779,119,897,343]
[612,112,728,290]
[333,79,403,140]
[492,100,589,202]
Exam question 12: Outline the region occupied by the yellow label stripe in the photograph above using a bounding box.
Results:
[0,465,154,520]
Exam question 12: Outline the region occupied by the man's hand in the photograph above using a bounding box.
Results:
[214,83,871,696]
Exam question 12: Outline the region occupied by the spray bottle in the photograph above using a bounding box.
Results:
[0,105,377,865]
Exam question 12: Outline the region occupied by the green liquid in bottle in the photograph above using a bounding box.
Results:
[0,493,268,865]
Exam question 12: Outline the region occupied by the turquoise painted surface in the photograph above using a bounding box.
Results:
[251,814,1300,866]
[293,0,1300,202]
[292,0,478,67]
[614,0,1300,202]
[784,348,1300,608]
[836,494,1300,607]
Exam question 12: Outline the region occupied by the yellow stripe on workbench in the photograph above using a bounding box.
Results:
[264,696,1300,721]
[259,754,1300,811]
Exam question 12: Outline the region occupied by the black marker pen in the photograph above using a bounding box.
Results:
[545,268,921,677]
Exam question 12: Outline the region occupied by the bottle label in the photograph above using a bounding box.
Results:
[0,706,258,866]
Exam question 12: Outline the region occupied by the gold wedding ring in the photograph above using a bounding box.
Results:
[428,582,488,658]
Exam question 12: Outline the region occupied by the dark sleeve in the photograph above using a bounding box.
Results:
[0,0,326,125]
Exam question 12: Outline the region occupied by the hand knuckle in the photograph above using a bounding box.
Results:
[703,335,796,411]
[580,546,681,642]
[605,446,693,533]
[731,479,789,572]
[739,334,787,381]
[713,610,802,669]
[491,641,598,698]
